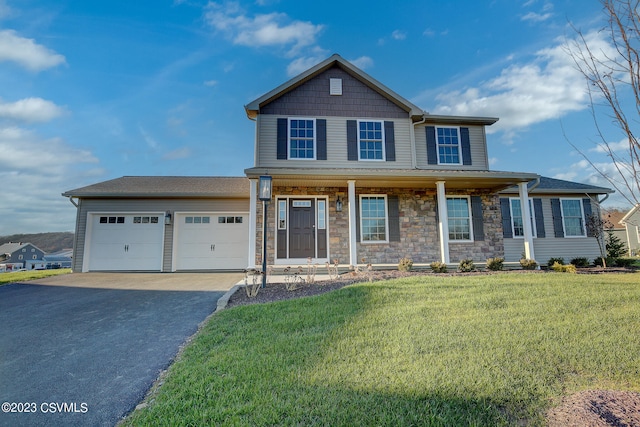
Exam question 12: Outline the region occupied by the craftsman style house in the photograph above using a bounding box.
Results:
[243,54,612,268]
[63,54,612,272]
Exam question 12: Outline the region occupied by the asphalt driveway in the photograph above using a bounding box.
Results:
[0,273,243,427]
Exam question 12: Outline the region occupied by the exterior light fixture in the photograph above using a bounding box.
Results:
[258,175,272,287]
[164,211,172,225]
[336,196,343,212]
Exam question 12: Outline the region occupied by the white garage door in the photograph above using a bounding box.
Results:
[174,213,249,270]
[87,214,164,271]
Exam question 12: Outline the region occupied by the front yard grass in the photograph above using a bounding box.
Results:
[0,268,71,286]
[124,272,640,426]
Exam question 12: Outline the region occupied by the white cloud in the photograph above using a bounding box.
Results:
[521,11,552,22]
[589,137,630,154]
[0,0,11,19]
[391,30,406,40]
[138,125,159,149]
[0,98,66,122]
[204,79,218,87]
[430,31,617,142]
[349,56,373,70]
[0,29,66,71]
[163,147,192,160]
[204,2,323,54]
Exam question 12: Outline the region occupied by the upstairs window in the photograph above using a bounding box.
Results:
[289,119,315,159]
[437,127,461,164]
[359,121,384,160]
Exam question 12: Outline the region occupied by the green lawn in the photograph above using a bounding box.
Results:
[0,268,71,285]
[124,272,640,426]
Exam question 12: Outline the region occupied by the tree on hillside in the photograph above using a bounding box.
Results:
[566,0,640,205]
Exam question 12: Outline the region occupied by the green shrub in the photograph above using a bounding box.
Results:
[547,257,565,267]
[594,257,615,267]
[458,258,476,273]
[551,261,577,273]
[398,257,413,271]
[570,257,590,267]
[520,258,538,270]
[485,257,504,271]
[429,261,447,273]
[614,257,636,268]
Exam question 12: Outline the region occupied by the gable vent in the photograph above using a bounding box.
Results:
[330,78,342,95]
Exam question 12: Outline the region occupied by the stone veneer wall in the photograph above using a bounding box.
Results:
[254,186,505,266]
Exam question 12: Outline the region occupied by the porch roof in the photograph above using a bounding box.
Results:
[244,167,539,192]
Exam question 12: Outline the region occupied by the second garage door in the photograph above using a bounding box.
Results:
[174,212,249,271]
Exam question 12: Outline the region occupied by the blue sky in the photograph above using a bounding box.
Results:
[0,0,632,234]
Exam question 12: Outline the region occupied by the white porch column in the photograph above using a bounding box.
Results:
[347,180,357,267]
[436,181,450,264]
[248,178,258,268]
[518,182,535,261]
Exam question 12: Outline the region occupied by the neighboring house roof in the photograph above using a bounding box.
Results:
[620,204,640,225]
[500,176,614,195]
[63,176,250,199]
[0,242,41,254]
[245,53,429,121]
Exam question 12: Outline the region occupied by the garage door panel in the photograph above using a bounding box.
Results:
[87,214,163,271]
[175,213,248,270]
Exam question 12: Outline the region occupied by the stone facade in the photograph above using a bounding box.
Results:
[254,186,505,266]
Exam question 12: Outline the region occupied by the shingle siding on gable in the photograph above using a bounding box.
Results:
[415,124,489,170]
[260,67,408,119]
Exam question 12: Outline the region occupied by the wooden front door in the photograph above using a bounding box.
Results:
[289,200,315,258]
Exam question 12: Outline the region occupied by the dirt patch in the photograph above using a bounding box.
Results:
[547,390,640,427]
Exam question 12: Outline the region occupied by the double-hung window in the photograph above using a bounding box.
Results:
[437,127,461,164]
[289,118,315,159]
[510,198,537,238]
[561,199,586,237]
[360,195,388,242]
[358,121,384,160]
[447,196,472,241]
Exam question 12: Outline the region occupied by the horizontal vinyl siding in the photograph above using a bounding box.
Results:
[503,197,602,263]
[257,115,414,169]
[73,198,250,272]
[415,124,488,170]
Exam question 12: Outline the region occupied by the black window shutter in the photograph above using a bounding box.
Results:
[471,196,484,241]
[533,198,545,238]
[316,119,327,160]
[426,126,437,165]
[384,121,396,162]
[347,120,358,161]
[551,198,564,237]
[277,118,288,160]
[355,196,360,242]
[500,198,513,238]
[434,196,439,222]
[461,127,472,165]
[388,195,400,242]
[582,198,594,237]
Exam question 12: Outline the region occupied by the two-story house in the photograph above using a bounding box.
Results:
[0,242,46,269]
[63,54,612,272]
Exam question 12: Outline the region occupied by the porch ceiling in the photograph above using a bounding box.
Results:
[245,167,539,192]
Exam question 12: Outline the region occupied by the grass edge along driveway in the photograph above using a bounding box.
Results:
[123,272,640,426]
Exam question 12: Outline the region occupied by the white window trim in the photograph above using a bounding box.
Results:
[357,120,386,162]
[509,197,537,239]
[436,126,463,166]
[560,198,587,238]
[274,196,330,262]
[277,199,287,230]
[446,195,473,243]
[288,117,316,160]
[359,194,389,243]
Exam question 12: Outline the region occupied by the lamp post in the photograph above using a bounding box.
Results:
[258,175,272,288]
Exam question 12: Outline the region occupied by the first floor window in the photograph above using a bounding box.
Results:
[447,197,471,241]
[317,200,326,229]
[561,199,586,237]
[278,200,287,229]
[360,195,388,242]
[359,121,384,160]
[289,118,315,159]
[510,198,536,238]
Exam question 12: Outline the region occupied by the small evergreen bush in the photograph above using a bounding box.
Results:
[458,258,476,272]
[614,257,636,268]
[547,257,565,267]
[570,257,590,267]
[398,257,413,271]
[430,261,447,273]
[485,257,504,271]
[552,261,577,273]
[520,258,538,270]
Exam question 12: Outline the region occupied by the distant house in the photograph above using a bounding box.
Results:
[620,204,640,256]
[0,242,45,269]
[43,251,73,269]
[63,54,614,272]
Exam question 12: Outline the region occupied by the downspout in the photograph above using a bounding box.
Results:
[66,195,78,207]
[410,113,427,170]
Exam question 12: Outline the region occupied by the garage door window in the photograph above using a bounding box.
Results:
[99,216,125,224]
[218,216,243,224]
[133,216,159,224]
[185,216,210,224]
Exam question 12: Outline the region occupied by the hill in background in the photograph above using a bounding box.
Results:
[0,232,74,254]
